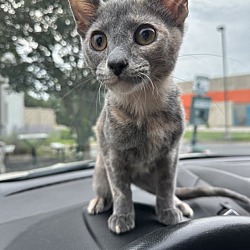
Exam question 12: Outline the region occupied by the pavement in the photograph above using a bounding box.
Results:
[180,141,250,155]
[185,126,250,132]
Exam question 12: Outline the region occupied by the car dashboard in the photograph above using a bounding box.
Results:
[1,156,250,250]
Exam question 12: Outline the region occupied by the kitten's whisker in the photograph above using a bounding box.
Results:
[173,76,225,118]
[68,82,86,129]
[96,84,100,115]
[151,74,226,120]
[172,76,190,83]
[61,76,95,100]
[179,55,204,63]
[179,53,241,64]
[140,72,158,97]
[89,83,100,114]
[7,66,91,86]
[98,83,104,110]
[149,75,165,97]
[138,75,148,104]
[134,79,143,106]
[131,90,139,107]
[142,79,147,103]
[61,82,85,99]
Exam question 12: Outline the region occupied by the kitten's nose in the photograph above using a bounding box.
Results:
[108,50,128,76]
[108,59,128,76]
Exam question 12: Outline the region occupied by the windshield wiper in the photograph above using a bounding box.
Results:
[0,160,95,182]
[180,153,250,160]
[2,154,249,182]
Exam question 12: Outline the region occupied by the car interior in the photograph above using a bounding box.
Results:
[1,155,250,250]
[1,0,250,249]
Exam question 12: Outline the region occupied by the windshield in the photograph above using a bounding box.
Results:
[0,0,250,177]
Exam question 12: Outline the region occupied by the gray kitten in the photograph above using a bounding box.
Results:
[69,0,250,234]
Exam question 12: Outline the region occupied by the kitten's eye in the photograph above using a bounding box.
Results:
[134,25,156,46]
[90,31,107,51]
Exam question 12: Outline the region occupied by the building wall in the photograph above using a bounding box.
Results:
[0,84,24,136]
[24,107,57,133]
[178,74,250,127]
[208,102,234,127]
[0,85,57,135]
[178,74,250,94]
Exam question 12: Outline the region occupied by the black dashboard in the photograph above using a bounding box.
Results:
[1,156,250,250]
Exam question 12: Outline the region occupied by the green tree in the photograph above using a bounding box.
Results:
[25,93,52,108]
[0,0,103,150]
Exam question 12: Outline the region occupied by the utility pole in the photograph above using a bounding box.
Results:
[217,26,230,139]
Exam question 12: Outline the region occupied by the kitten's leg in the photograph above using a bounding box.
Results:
[106,150,135,234]
[174,196,194,218]
[132,172,193,218]
[155,150,183,225]
[88,154,112,214]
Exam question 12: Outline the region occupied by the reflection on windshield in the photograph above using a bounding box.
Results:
[0,0,250,175]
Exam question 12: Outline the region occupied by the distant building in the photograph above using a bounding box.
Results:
[178,74,250,127]
[0,84,58,136]
[24,107,57,133]
[0,84,24,136]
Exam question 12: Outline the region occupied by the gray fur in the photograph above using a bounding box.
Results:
[68,0,250,234]
[176,187,250,205]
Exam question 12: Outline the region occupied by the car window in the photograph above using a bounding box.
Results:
[0,0,249,176]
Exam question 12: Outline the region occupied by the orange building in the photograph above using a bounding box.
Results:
[177,74,250,127]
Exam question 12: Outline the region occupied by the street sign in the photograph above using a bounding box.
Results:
[193,76,210,96]
[189,96,211,125]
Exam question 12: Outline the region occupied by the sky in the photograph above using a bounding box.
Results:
[174,0,250,82]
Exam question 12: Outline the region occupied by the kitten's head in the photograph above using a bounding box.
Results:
[69,0,188,94]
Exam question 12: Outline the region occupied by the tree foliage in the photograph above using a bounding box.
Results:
[25,93,53,108]
[0,0,103,149]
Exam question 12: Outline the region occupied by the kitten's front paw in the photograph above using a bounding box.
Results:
[157,207,182,225]
[108,213,135,234]
[88,197,112,215]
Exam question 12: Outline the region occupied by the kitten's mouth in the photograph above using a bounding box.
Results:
[102,75,145,94]
[115,74,142,84]
[101,74,142,86]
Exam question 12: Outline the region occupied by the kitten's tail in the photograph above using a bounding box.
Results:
[175,187,250,205]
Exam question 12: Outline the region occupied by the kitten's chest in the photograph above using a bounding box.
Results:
[104,117,147,149]
[104,111,174,162]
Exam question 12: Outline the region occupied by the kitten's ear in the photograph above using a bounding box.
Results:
[160,0,188,25]
[68,0,101,36]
